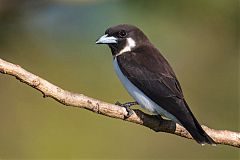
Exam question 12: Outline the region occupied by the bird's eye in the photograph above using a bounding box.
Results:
[118,30,127,38]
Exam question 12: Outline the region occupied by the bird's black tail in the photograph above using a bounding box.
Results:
[182,100,216,145]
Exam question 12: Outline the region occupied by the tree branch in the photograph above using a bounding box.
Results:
[0,58,239,148]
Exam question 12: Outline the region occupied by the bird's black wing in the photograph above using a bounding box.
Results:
[116,45,193,123]
[116,44,215,145]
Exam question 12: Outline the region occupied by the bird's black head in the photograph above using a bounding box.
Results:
[96,24,149,56]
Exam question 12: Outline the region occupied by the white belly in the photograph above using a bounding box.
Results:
[113,58,179,123]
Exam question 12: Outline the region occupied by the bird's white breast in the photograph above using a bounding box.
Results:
[113,58,179,123]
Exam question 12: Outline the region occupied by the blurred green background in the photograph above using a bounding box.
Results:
[0,0,239,159]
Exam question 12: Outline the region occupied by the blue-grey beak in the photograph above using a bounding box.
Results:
[96,34,117,44]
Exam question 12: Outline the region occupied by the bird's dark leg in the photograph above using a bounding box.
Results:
[115,101,138,118]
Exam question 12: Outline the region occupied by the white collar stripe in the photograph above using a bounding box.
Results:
[116,38,136,57]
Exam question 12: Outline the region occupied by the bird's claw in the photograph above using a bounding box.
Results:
[115,101,138,118]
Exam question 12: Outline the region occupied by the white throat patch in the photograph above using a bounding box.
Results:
[116,38,136,56]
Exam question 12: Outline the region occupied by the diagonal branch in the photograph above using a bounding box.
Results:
[0,58,239,148]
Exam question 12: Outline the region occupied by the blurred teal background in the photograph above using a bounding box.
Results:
[0,0,239,159]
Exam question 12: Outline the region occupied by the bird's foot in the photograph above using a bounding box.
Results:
[115,101,138,118]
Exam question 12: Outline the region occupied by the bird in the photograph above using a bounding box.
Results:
[96,24,215,145]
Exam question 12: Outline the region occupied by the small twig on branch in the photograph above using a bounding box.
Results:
[0,58,239,148]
